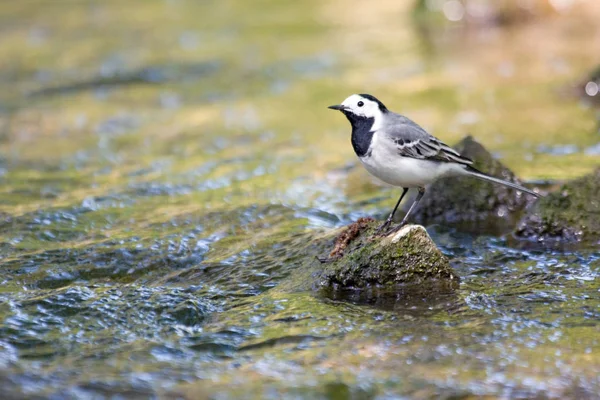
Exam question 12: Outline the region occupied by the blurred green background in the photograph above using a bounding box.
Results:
[0,1,599,398]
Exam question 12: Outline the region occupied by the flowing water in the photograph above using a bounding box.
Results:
[1,1,599,398]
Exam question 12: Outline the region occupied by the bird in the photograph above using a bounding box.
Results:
[328,93,541,235]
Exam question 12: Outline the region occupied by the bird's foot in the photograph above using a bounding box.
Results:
[373,220,392,237]
[372,220,409,238]
[386,220,409,236]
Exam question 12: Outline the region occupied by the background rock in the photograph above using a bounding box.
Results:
[515,168,600,243]
[408,136,537,231]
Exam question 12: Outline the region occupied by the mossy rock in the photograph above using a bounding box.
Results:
[515,168,600,243]
[408,136,536,230]
[318,219,458,290]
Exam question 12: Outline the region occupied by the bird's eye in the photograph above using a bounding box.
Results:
[357,101,364,107]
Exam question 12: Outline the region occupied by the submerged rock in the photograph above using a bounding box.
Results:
[318,218,458,290]
[515,168,600,243]
[409,136,537,228]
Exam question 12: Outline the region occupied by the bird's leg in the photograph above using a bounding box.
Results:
[375,187,409,235]
[389,187,425,233]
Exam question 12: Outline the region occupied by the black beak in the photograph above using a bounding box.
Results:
[328,104,345,111]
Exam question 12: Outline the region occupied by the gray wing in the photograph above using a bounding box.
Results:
[382,114,473,165]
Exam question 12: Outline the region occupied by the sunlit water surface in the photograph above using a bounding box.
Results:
[1,1,599,398]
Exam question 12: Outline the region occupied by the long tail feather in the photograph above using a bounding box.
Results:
[465,167,541,198]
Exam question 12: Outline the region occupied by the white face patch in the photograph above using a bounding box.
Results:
[340,94,383,119]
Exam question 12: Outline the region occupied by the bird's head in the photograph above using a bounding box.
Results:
[328,94,388,121]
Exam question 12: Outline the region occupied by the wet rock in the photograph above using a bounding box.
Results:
[318,218,458,290]
[515,168,600,243]
[409,136,537,229]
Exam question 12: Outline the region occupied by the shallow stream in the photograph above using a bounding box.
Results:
[1,1,599,398]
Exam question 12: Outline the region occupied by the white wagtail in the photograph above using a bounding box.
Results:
[329,94,541,234]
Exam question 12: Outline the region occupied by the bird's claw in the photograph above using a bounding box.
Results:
[387,221,407,235]
[374,221,392,236]
[373,220,408,238]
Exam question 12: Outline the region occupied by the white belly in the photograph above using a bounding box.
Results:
[359,145,463,188]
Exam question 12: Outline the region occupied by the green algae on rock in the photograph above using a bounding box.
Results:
[318,219,458,290]
[515,168,600,243]
[409,136,538,228]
